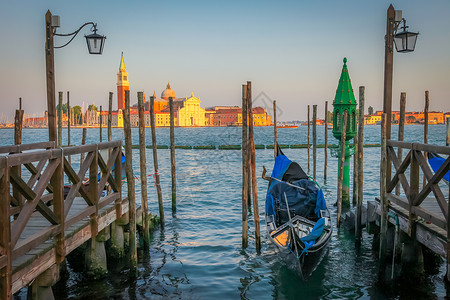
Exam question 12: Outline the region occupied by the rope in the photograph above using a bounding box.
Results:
[271,177,306,191]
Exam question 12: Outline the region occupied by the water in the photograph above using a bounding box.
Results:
[3,125,449,299]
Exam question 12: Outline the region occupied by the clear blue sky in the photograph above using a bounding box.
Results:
[0,0,449,121]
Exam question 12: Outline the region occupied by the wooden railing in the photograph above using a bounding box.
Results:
[386,140,450,234]
[0,141,122,298]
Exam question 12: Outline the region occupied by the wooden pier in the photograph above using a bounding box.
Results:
[0,141,131,299]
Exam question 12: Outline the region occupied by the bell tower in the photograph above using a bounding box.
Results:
[117,52,129,110]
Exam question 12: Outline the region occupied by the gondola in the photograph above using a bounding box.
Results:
[263,146,332,279]
[427,152,449,186]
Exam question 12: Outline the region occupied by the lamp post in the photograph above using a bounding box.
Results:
[332,58,357,207]
[45,10,106,142]
[383,5,418,179]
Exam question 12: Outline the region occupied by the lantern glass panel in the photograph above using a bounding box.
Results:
[394,30,418,53]
[85,33,106,55]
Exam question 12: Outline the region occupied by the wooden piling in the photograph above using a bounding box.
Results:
[336,110,348,228]
[80,128,87,165]
[355,86,365,241]
[108,92,113,142]
[242,84,249,248]
[273,100,277,158]
[99,105,103,143]
[137,92,149,245]
[169,97,176,212]
[13,102,24,210]
[324,101,328,180]
[423,91,429,189]
[446,116,450,147]
[307,105,310,172]
[379,113,388,279]
[312,105,317,181]
[67,91,70,146]
[395,92,406,196]
[150,96,164,226]
[0,162,11,300]
[247,82,261,251]
[58,92,62,147]
[123,90,137,271]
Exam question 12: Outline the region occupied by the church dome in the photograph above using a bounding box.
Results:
[161,82,176,100]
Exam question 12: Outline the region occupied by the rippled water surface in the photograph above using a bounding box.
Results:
[3,125,449,299]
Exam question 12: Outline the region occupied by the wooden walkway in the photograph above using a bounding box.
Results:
[0,141,128,299]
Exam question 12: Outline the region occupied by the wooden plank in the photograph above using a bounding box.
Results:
[97,140,121,150]
[386,193,409,210]
[386,147,411,195]
[0,158,11,300]
[387,140,412,149]
[12,225,60,260]
[412,142,450,156]
[63,143,97,156]
[413,151,448,218]
[411,206,447,230]
[97,146,119,198]
[0,142,55,155]
[10,158,59,248]
[7,150,52,167]
[65,206,96,230]
[98,193,120,210]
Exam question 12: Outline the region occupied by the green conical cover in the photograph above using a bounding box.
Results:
[334,57,356,105]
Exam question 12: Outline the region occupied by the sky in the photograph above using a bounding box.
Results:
[0,0,449,121]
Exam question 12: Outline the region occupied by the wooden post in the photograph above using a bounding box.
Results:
[45,10,57,143]
[150,96,164,226]
[324,101,328,180]
[312,105,317,181]
[247,82,261,251]
[336,110,348,227]
[307,105,310,172]
[355,86,365,241]
[137,92,149,246]
[53,151,65,265]
[353,134,358,207]
[169,97,176,212]
[423,91,429,189]
[396,92,406,196]
[446,116,450,147]
[67,91,70,146]
[58,92,62,147]
[383,4,395,183]
[123,90,137,271]
[80,128,87,165]
[13,105,24,208]
[108,92,113,142]
[379,113,388,279]
[273,100,277,158]
[99,105,103,143]
[241,84,249,248]
[0,160,12,300]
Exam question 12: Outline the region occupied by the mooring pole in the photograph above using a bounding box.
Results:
[307,105,310,172]
[312,105,317,181]
[336,110,348,228]
[395,92,406,196]
[446,116,450,147]
[169,97,176,212]
[247,82,261,251]
[99,105,103,143]
[58,92,62,147]
[273,100,277,158]
[67,91,70,146]
[108,92,113,142]
[123,90,137,272]
[13,99,24,209]
[45,10,57,143]
[324,101,328,180]
[138,92,149,246]
[80,128,87,165]
[241,84,249,248]
[150,96,164,226]
[379,113,388,280]
[423,91,429,189]
[355,86,365,242]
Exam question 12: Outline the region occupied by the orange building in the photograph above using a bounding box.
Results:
[117,52,129,110]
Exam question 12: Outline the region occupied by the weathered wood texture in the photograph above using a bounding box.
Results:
[355,86,364,240]
[0,139,125,299]
[307,105,310,172]
[108,92,113,142]
[379,113,388,278]
[324,101,328,180]
[241,84,248,248]
[312,105,317,181]
[137,92,149,245]
[336,110,348,227]
[58,92,62,147]
[273,100,277,158]
[247,82,261,251]
[150,96,164,225]
[395,92,406,196]
[123,90,137,269]
[169,97,176,211]
[45,11,57,143]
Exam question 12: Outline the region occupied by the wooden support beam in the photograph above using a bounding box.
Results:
[312,105,317,181]
[307,105,310,172]
[324,101,328,180]
[150,96,164,226]
[396,92,406,196]
[169,96,176,211]
[355,86,364,242]
[336,110,348,227]
[0,159,12,300]
[138,91,150,246]
[273,100,277,159]
[241,84,248,248]
[108,92,113,142]
[58,92,62,147]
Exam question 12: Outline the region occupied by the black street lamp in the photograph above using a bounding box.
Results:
[45,10,106,142]
[394,18,419,53]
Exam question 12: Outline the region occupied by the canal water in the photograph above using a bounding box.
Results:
[3,125,449,299]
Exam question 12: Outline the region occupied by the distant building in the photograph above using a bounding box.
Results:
[117,52,129,111]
